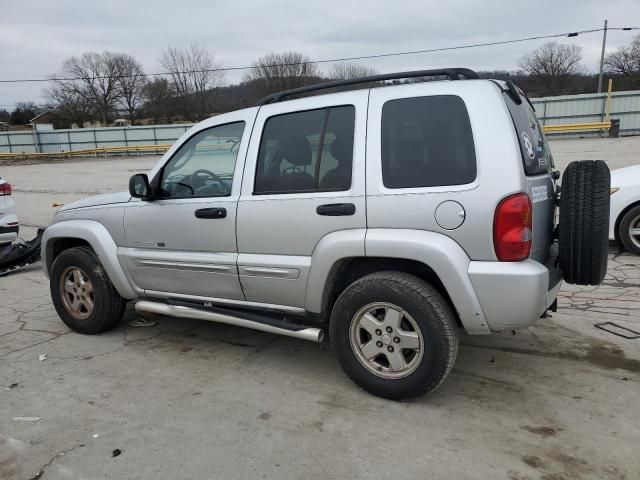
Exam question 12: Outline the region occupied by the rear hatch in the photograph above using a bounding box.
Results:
[502,89,556,263]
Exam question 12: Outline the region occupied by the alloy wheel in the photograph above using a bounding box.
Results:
[59,266,95,320]
[349,302,424,379]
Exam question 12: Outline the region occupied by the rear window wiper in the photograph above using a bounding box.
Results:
[490,79,535,111]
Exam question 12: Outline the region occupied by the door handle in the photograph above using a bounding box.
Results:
[195,207,227,219]
[316,203,356,216]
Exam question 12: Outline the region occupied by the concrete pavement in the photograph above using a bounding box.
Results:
[0,137,639,480]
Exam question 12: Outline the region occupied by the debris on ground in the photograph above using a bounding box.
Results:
[0,228,44,276]
[38,354,47,362]
[93,434,100,438]
[594,321,640,339]
[13,416,42,422]
[112,449,122,457]
[6,382,18,390]
[128,318,157,327]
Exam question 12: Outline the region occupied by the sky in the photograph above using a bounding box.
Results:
[1,0,639,109]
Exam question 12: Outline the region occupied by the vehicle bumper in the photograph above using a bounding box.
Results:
[468,259,562,332]
[0,224,19,245]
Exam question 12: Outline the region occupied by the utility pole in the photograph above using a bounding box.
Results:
[597,19,608,93]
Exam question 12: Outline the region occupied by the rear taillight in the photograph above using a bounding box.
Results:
[493,192,532,261]
[0,183,11,196]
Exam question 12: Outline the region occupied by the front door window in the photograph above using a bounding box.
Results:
[159,121,245,198]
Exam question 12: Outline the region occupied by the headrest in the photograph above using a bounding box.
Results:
[281,135,312,166]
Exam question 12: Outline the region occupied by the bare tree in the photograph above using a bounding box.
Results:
[143,77,175,124]
[159,45,225,121]
[52,52,124,125]
[9,102,38,125]
[45,83,94,127]
[244,51,320,98]
[114,54,147,125]
[519,42,583,95]
[327,62,378,80]
[605,34,640,82]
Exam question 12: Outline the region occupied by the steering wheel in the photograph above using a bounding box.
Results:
[190,168,228,194]
[192,169,224,184]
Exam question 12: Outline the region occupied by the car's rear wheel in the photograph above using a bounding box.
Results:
[558,160,610,285]
[330,272,458,400]
[618,204,640,256]
[50,246,126,334]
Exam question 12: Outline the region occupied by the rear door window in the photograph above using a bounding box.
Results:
[254,106,355,194]
[381,95,476,189]
[503,93,554,176]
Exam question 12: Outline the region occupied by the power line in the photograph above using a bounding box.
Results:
[0,26,638,85]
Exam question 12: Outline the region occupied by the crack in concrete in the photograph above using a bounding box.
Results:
[0,301,71,358]
[27,442,85,480]
[0,335,68,359]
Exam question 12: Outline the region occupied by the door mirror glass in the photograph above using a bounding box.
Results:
[129,173,151,198]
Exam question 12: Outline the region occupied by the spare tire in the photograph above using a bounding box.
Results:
[558,160,610,285]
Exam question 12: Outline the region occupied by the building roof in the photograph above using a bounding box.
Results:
[29,110,57,123]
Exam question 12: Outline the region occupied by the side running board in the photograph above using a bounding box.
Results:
[135,300,324,343]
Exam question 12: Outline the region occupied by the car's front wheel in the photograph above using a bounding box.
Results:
[330,272,459,400]
[619,204,640,256]
[50,246,126,334]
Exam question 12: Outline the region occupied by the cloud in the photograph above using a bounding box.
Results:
[0,0,637,107]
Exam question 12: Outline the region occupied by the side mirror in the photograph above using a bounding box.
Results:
[129,173,152,199]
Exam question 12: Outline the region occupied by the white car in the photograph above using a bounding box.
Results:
[0,176,19,245]
[610,164,640,255]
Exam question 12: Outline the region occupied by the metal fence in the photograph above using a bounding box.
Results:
[1,89,640,154]
[0,124,193,154]
[531,89,640,136]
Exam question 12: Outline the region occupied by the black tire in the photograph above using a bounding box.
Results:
[329,272,458,400]
[50,246,126,334]
[618,204,640,255]
[558,160,610,285]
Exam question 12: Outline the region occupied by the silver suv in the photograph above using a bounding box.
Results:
[42,69,610,399]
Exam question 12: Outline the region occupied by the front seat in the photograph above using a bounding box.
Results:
[319,136,353,190]
[276,135,315,192]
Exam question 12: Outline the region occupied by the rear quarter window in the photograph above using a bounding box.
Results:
[381,95,476,189]
[503,93,554,176]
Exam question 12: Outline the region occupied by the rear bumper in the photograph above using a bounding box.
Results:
[0,225,19,245]
[468,259,562,332]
